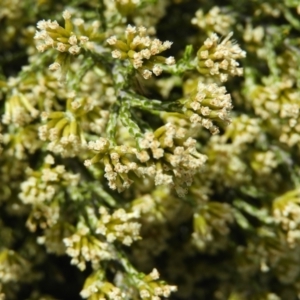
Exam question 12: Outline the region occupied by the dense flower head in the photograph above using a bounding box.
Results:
[197,32,246,82]
[181,80,232,134]
[80,270,125,299]
[39,110,84,156]
[1,70,66,132]
[39,91,110,157]
[96,207,141,246]
[247,78,300,147]
[203,135,250,189]
[63,223,112,271]
[19,155,79,205]
[193,202,233,249]
[192,6,234,36]
[135,268,177,300]
[2,92,39,126]
[35,11,90,55]
[273,189,300,248]
[224,114,261,145]
[107,25,175,79]
[85,140,138,192]
[137,123,207,197]
[34,10,104,79]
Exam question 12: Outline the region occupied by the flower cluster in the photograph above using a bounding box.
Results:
[96,207,141,246]
[193,202,233,249]
[137,124,207,197]
[203,135,250,189]
[39,108,85,156]
[247,78,300,147]
[135,268,178,300]
[191,6,234,36]
[85,123,207,197]
[107,25,175,79]
[249,79,299,121]
[35,10,89,54]
[25,197,61,232]
[250,150,278,175]
[19,155,79,205]
[1,69,66,125]
[197,32,246,82]
[37,222,73,255]
[224,114,261,145]
[243,23,264,44]
[80,270,125,300]
[41,112,81,151]
[115,0,141,16]
[63,223,113,271]
[84,139,137,192]
[34,10,104,79]
[180,81,232,134]
[2,92,39,126]
[131,185,184,223]
[0,250,30,283]
[39,92,110,156]
[273,189,300,247]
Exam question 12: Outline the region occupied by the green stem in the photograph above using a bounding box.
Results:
[119,101,143,141]
[119,253,136,274]
[97,0,107,32]
[92,184,117,207]
[112,62,132,91]
[282,6,300,30]
[265,37,280,80]
[69,56,94,92]
[127,92,182,113]
[106,103,119,145]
